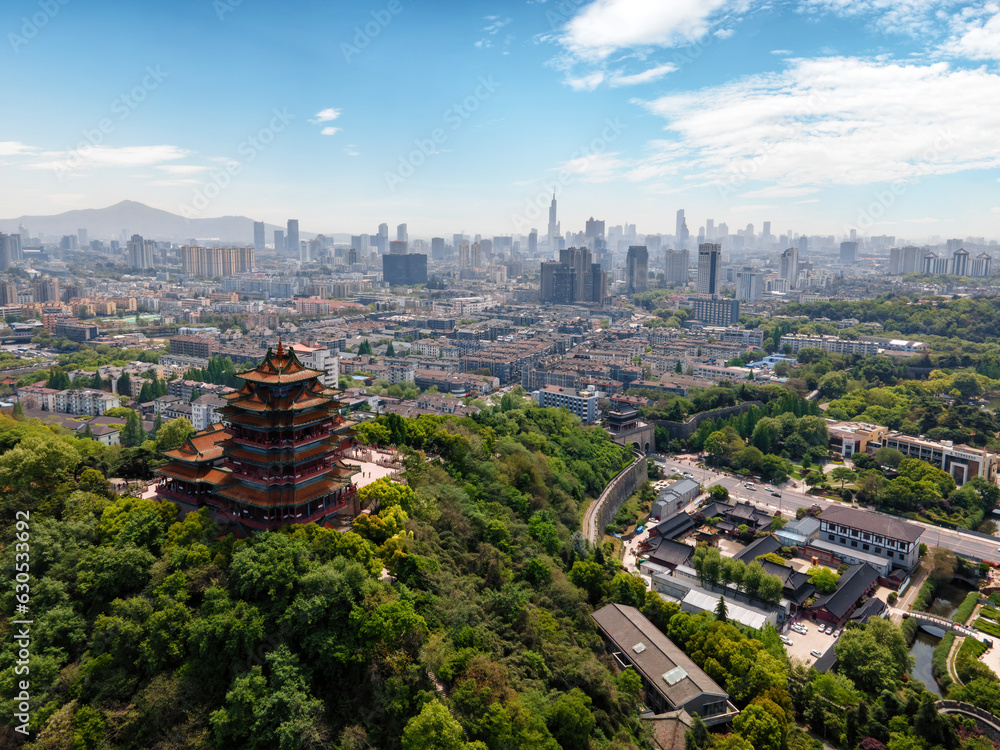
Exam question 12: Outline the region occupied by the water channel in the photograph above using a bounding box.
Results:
[907,580,975,696]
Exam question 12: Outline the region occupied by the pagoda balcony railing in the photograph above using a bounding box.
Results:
[230,461,332,484]
[219,486,356,528]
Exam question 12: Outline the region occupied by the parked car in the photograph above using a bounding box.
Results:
[780,636,793,645]
[832,630,842,639]
[810,649,823,658]
[771,492,781,498]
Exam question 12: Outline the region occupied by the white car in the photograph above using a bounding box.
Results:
[819,625,828,634]
[810,649,823,658]
[780,636,793,646]
[832,630,842,639]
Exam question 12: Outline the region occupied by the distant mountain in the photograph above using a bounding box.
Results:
[0,200,332,244]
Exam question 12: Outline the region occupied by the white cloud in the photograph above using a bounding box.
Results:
[560,0,739,60]
[608,62,678,86]
[26,145,190,171]
[320,126,341,136]
[714,28,735,38]
[941,6,1000,59]
[343,144,359,156]
[771,48,792,55]
[148,178,203,186]
[554,151,630,182]
[797,0,963,37]
[156,164,210,174]
[309,108,341,123]
[0,142,36,156]
[741,185,820,198]
[566,71,606,90]
[632,57,1000,188]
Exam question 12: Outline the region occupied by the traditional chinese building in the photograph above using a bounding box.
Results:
[155,342,359,530]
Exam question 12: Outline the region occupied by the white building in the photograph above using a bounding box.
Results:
[534,385,599,424]
[290,344,340,388]
[191,393,227,431]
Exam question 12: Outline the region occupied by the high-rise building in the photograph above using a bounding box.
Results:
[528,230,538,256]
[665,249,689,285]
[376,223,389,254]
[383,253,427,285]
[35,276,59,303]
[889,246,923,275]
[0,282,16,306]
[735,267,764,301]
[299,239,310,263]
[923,251,949,274]
[127,234,156,270]
[626,245,649,295]
[181,246,254,277]
[253,221,265,253]
[585,217,605,242]
[274,229,285,252]
[389,240,408,255]
[840,241,858,264]
[762,221,771,242]
[540,248,606,304]
[286,219,299,255]
[77,228,88,247]
[397,223,407,242]
[559,246,592,301]
[547,194,560,251]
[431,237,446,259]
[676,209,690,250]
[697,243,721,296]
[779,247,799,289]
[973,253,993,278]
[0,233,22,269]
[797,235,809,254]
[705,218,714,241]
[952,247,970,276]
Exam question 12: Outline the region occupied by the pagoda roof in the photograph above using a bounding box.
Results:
[224,439,341,465]
[156,462,232,485]
[215,474,354,509]
[223,408,339,429]
[238,340,324,384]
[161,423,231,463]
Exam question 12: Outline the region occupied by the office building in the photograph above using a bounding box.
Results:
[879,432,998,486]
[396,223,407,242]
[779,247,799,289]
[0,282,16,306]
[35,277,60,303]
[735,267,764,301]
[127,234,156,270]
[922,251,949,274]
[697,243,721,296]
[560,246,592,301]
[585,217,605,242]
[840,241,858,264]
[286,219,299,255]
[539,248,607,305]
[535,385,599,423]
[431,237,446,259]
[274,229,285,252]
[528,230,538,255]
[253,221,265,253]
[688,297,739,326]
[665,249,689,285]
[0,233,22,269]
[626,245,648,295]
[382,253,427,285]
[77,228,87,247]
[389,240,408,255]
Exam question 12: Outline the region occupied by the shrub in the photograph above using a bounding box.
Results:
[911,578,939,612]
[953,591,980,625]
[887,592,898,605]
[974,617,1000,638]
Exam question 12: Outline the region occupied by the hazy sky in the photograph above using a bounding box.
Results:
[3,0,1000,240]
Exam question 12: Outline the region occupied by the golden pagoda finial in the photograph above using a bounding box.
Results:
[276,338,284,357]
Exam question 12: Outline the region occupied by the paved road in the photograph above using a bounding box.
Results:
[653,453,1000,563]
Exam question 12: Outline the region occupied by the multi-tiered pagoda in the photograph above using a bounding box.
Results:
[155,342,358,531]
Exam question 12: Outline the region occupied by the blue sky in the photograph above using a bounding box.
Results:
[2,0,1000,241]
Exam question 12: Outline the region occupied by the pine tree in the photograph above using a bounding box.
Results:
[152,412,163,437]
[91,371,103,390]
[11,401,25,421]
[386,341,396,357]
[83,422,94,439]
[674,360,682,374]
[117,372,132,397]
[714,595,728,622]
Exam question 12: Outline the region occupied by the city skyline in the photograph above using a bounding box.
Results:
[3,0,1000,237]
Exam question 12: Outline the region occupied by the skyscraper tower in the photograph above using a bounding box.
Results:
[286,219,299,255]
[547,194,560,252]
[697,243,721,296]
[705,218,714,241]
[253,221,265,253]
[676,209,690,251]
[397,223,407,242]
[665,249,689,285]
[274,230,285,252]
[626,245,649,295]
[377,223,389,254]
[528,230,538,256]
[779,246,799,289]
